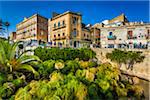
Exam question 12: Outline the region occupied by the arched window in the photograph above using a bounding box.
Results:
[84,33,85,37]
[62,20,65,25]
[109,32,113,36]
[54,23,56,28]
[58,22,60,27]
[73,28,77,36]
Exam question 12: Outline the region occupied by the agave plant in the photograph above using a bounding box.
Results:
[0,40,40,75]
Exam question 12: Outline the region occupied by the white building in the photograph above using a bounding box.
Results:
[93,14,150,49]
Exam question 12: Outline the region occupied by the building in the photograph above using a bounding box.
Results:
[48,11,91,48]
[9,32,16,42]
[90,27,101,47]
[16,14,48,43]
[93,14,150,49]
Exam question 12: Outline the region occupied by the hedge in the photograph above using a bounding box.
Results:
[34,47,96,61]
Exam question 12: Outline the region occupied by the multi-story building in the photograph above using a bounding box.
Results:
[16,14,48,43]
[90,27,101,47]
[93,14,150,49]
[48,11,91,48]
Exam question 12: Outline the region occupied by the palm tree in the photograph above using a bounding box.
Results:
[0,40,40,75]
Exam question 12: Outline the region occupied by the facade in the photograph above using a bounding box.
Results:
[16,14,48,43]
[81,26,91,47]
[13,12,150,49]
[93,14,150,49]
[48,11,91,48]
[90,27,101,47]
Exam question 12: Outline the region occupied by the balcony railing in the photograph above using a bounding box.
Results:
[127,35,137,39]
[52,36,66,40]
[107,35,116,40]
[53,24,66,31]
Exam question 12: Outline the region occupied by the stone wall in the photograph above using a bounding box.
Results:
[91,48,150,81]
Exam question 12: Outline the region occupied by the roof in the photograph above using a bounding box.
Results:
[108,13,129,24]
[17,14,48,26]
[51,11,82,20]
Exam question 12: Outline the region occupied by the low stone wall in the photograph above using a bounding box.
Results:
[91,48,150,81]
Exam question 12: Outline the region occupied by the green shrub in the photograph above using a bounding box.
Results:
[34,47,96,61]
[88,61,97,68]
[0,73,6,85]
[61,60,80,74]
[38,60,55,78]
[0,82,15,98]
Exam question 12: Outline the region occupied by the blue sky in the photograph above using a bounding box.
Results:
[0,1,149,34]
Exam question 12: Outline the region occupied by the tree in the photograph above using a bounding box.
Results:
[126,51,145,70]
[106,49,145,70]
[0,40,40,75]
[106,49,127,68]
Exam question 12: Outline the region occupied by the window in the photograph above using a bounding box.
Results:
[62,20,65,25]
[147,29,150,39]
[109,32,113,36]
[84,33,86,37]
[108,44,114,48]
[63,33,65,36]
[127,31,133,39]
[54,42,56,45]
[54,23,56,28]
[58,34,60,37]
[72,17,77,24]
[73,29,77,36]
[58,22,60,27]
[54,35,56,37]
[87,35,89,38]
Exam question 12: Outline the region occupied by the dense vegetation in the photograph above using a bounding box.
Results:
[0,40,144,100]
[106,49,145,70]
[34,47,96,61]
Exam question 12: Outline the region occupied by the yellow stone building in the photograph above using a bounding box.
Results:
[48,11,91,48]
[16,14,48,42]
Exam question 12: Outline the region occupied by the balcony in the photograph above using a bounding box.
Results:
[107,35,116,40]
[52,36,66,40]
[53,24,66,31]
[127,35,137,39]
[83,38,91,41]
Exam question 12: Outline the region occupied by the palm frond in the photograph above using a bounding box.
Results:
[18,64,39,75]
[0,40,7,65]
[9,42,19,60]
[18,49,33,58]
[18,55,41,64]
